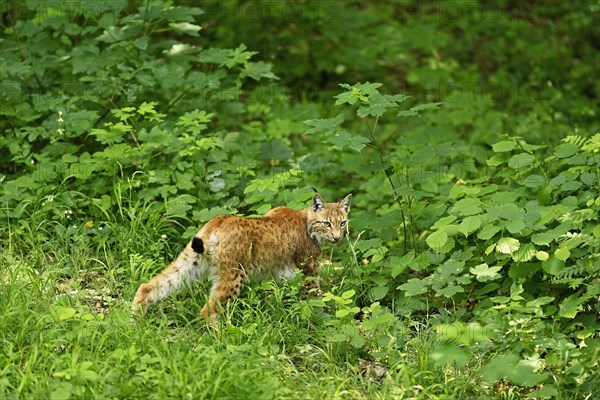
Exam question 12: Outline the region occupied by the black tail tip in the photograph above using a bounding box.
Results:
[191,237,204,254]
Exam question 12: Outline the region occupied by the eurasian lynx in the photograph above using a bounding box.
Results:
[132,192,352,318]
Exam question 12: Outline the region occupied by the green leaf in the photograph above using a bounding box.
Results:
[304,114,344,134]
[554,143,578,158]
[450,198,482,216]
[470,263,502,282]
[426,231,448,250]
[429,343,470,367]
[531,231,555,246]
[542,255,564,275]
[508,153,535,169]
[486,203,524,220]
[492,140,516,152]
[504,219,526,234]
[435,284,464,298]
[242,61,278,81]
[554,246,570,261]
[526,385,559,399]
[496,237,520,254]
[558,293,584,318]
[369,285,389,301]
[512,243,536,262]
[50,306,77,321]
[137,101,158,116]
[478,224,501,240]
[410,102,443,112]
[169,22,202,37]
[398,278,428,296]
[523,174,546,188]
[458,216,481,237]
[327,131,370,152]
[526,296,555,308]
[222,44,257,68]
[479,354,549,386]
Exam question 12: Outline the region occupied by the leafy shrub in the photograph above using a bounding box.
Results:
[1,1,598,398]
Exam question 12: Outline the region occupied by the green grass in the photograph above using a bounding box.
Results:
[0,202,541,400]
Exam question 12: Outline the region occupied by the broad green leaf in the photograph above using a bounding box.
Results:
[523,174,546,188]
[429,343,470,367]
[496,237,520,254]
[435,284,464,298]
[327,131,370,152]
[486,203,524,220]
[535,251,549,261]
[526,296,555,308]
[492,140,516,152]
[458,216,481,237]
[470,263,502,282]
[531,231,555,246]
[526,385,559,399]
[508,153,535,169]
[410,102,443,112]
[479,354,549,386]
[487,154,508,166]
[398,278,428,296]
[451,198,482,216]
[512,243,536,262]
[369,285,389,301]
[510,282,524,300]
[509,262,541,279]
[169,22,202,37]
[554,143,578,158]
[242,61,278,80]
[554,247,570,261]
[449,185,481,199]
[504,219,526,234]
[50,306,77,321]
[478,224,501,240]
[335,82,383,105]
[223,44,257,68]
[304,113,344,134]
[432,215,457,229]
[542,255,564,275]
[426,231,448,250]
[558,293,584,318]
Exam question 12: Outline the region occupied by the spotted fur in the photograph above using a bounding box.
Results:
[132,193,352,319]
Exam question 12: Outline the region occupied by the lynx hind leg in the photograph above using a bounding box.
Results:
[132,237,207,316]
[200,269,246,318]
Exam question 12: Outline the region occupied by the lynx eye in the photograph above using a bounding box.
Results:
[340,220,347,227]
[322,221,332,228]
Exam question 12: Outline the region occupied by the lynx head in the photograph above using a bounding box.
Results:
[307,192,352,244]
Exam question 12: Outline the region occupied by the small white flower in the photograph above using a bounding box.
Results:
[98,226,103,231]
[161,234,167,239]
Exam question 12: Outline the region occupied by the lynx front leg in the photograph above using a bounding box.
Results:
[132,242,205,316]
[298,257,322,298]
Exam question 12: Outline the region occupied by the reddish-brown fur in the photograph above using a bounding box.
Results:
[132,193,351,319]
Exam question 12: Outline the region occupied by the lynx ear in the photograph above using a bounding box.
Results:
[339,193,352,213]
[312,193,325,212]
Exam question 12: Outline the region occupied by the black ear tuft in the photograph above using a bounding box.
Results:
[340,193,352,213]
[312,193,325,212]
